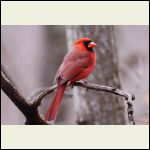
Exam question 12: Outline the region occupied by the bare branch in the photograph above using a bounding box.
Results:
[74,81,135,101]
[33,80,135,105]
[75,81,135,125]
[32,80,135,125]
[1,70,48,125]
[1,68,135,125]
[32,84,58,106]
[127,101,135,125]
[1,71,29,113]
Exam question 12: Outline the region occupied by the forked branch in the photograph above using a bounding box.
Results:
[1,69,135,125]
[1,70,47,125]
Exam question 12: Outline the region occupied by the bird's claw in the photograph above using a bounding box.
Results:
[82,80,88,84]
[68,82,74,89]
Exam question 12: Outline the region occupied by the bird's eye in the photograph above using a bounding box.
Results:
[83,41,91,47]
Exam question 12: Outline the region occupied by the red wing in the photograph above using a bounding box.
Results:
[54,49,90,84]
[59,61,88,84]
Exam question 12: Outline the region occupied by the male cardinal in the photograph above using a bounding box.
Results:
[45,38,96,122]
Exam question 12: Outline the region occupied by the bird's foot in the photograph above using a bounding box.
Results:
[80,80,89,91]
[81,79,88,84]
[68,82,75,89]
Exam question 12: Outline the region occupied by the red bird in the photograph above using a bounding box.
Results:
[45,38,96,122]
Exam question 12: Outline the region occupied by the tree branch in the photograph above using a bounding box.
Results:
[74,81,135,101]
[32,84,58,106]
[33,80,135,104]
[1,70,48,125]
[32,80,135,125]
[1,69,135,125]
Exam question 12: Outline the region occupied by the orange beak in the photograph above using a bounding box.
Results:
[88,42,96,48]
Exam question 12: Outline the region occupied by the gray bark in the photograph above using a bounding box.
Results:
[66,25,126,125]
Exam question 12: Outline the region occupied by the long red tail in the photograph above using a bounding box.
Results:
[45,83,67,121]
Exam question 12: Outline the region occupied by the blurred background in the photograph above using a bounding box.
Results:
[1,25,149,125]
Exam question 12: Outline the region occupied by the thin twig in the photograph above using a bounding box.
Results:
[127,101,135,125]
[33,80,135,106]
[32,84,58,106]
[74,81,135,101]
